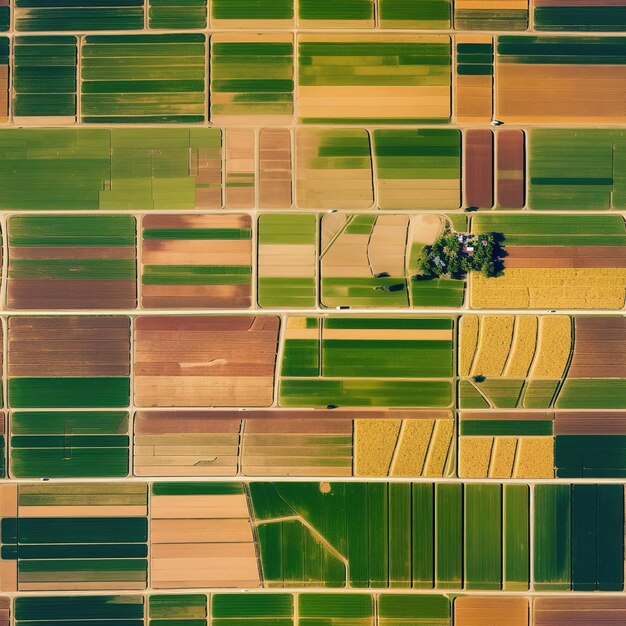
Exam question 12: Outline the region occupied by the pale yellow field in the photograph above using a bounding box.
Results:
[470,268,626,309]
[505,316,538,377]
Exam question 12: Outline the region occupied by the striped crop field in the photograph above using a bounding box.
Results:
[141,214,252,309]
[471,214,626,309]
[148,0,207,29]
[535,0,626,31]
[211,0,294,27]
[8,215,137,310]
[297,35,451,124]
[279,316,454,408]
[211,34,294,125]
[81,34,207,124]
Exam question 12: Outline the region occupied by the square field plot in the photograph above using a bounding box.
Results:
[297,35,451,124]
[81,35,207,124]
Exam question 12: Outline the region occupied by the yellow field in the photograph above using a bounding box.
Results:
[470,268,626,309]
[505,316,538,377]
[459,315,479,376]
[472,315,515,377]
[531,316,572,379]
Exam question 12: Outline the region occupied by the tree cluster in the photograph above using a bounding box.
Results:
[415,230,503,280]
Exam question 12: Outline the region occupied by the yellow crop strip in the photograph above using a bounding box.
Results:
[472,315,515,377]
[531,316,572,379]
[458,315,479,377]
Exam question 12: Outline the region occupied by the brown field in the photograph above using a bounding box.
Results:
[534,597,626,626]
[569,317,626,378]
[464,129,493,208]
[225,128,255,209]
[554,411,626,435]
[505,246,626,268]
[0,486,16,591]
[133,316,280,407]
[259,128,292,208]
[8,316,130,377]
[497,65,626,123]
[455,597,529,626]
[496,129,525,208]
[151,491,260,589]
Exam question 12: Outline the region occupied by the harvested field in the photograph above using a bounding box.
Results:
[504,246,626,268]
[8,215,137,310]
[141,214,252,309]
[534,598,626,626]
[225,129,255,209]
[133,316,280,407]
[496,129,525,209]
[497,37,626,124]
[464,129,493,209]
[259,128,292,209]
[569,317,626,378]
[455,36,493,124]
[454,597,529,626]
[150,482,259,589]
[297,34,451,124]
[8,316,131,409]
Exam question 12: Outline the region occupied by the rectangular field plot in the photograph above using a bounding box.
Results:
[534,598,626,626]
[379,0,451,28]
[0,1,7,32]
[211,0,294,28]
[250,482,529,589]
[373,129,461,210]
[149,0,207,29]
[150,482,260,589]
[455,37,493,124]
[555,411,626,478]
[259,128,292,208]
[528,129,626,210]
[0,483,148,592]
[14,596,145,623]
[81,34,206,124]
[133,316,280,407]
[455,597,528,626]
[141,214,252,309]
[13,37,77,125]
[459,411,554,478]
[534,484,624,591]
[454,0,528,29]
[279,316,454,408]
[321,214,463,308]
[14,0,145,31]
[470,214,626,309]
[8,215,137,310]
[0,38,7,124]
[212,594,293,625]
[297,35,451,124]
[149,594,207,623]
[0,129,222,210]
[299,0,374,28]
[497,37,626,124]
[296,128,373,209]
[535,0,626,31]
[211,34,294,125]
[258,214,317,308]
[464,129,493,209]
[10,411,129,479]
[8,316,131,409]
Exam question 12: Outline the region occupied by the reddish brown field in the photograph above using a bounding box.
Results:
[505,246,626,268]
[569,317,626,378]
[464,129,493,208]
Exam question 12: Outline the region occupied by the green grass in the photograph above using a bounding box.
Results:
[557,379,626,409]
[211,0,293,20]
[149,594,207,620]
[15,596,145,621]
[503,484,530,590]
[412,279,464,308]
[299,0,374,23]
[380,0,450,28]
[435,483,462,589]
